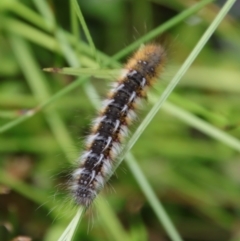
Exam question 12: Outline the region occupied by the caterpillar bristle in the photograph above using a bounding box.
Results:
[71,44,166,207]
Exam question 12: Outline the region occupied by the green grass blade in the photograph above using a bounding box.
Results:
[96,198,131,241]
[9,34,78,160]
[161,101,240,152]
[70,0,80,47]
[57,208,84,241]
[0,76,89,134]
[111,0,215,61]
[72,0,99,64]
[125,153,183,241]
[43,67,120,79]
[32,0,55,27]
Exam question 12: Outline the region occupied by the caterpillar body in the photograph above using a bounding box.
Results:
[71,44,166,207]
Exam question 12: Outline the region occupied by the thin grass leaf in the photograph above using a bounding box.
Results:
[125,153,183,241]
[96,198,132,241]
[9,35,78,160]
[3,18,61,52]
[43,67,120,79]
[57,208,84,241]
[180,65,240,93]
[0,110,22,119]
[72,0,99,65]
[4,0,50,30]
[32,0,55,27]
[0,76,89,134]
[160,101,240,152]
[70,0,80,47]
[111,0,215,61]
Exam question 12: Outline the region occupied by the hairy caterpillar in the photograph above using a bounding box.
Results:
[71,44,166,207]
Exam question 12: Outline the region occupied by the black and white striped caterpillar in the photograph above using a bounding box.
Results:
[71,44,166,207]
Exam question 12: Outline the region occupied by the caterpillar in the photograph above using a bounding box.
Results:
[71,44,166,207]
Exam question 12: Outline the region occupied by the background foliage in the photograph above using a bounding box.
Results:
[0,0,240,241]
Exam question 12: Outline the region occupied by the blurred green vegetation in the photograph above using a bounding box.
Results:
[0,0,240,241]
